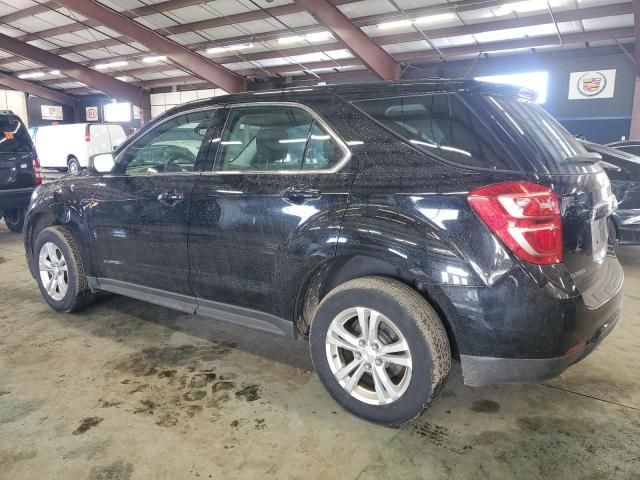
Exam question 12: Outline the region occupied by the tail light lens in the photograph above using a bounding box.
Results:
[32,154,42,186]
[468,181,562,265]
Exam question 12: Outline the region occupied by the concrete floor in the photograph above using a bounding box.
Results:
[1,224,639,480]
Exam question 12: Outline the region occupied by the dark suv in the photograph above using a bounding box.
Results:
[24,81,623,425]
[1,110,41,232]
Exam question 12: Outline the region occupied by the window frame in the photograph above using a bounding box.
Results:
[350,92,522,174]
[210,102,351,175]
[113,105,223,177]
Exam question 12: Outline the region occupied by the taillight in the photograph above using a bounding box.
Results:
[468,181,562,265]
[85,125,91,142]
[32,155,42,186]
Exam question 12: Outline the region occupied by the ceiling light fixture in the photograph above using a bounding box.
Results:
[18,72,45,79]
[376,19,413,30]
[207,43,253,54]
[94,60,128,70]
[49,70,61,75]
[115,76,131,82]
[142,55,167,63]
[279,31,333,43]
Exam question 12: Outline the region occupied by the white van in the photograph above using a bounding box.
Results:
[33,123,127,173]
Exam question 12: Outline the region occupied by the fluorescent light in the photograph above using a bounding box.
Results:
[207,43,253,54]
[18,72,45,79]
[94,60,128,70]
[115,76,131,82]
[142,55,167,63]
[377,19,413,30]
[278,31,333,44]
[278,138,307,144]
[49,70,61,75]
[304,31,333,42]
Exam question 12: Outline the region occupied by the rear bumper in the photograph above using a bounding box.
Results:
[460,308,619,386]
[428,254,624,387]
[0,187,33,212]
[613,209,640,245]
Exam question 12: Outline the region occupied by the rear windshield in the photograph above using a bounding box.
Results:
[0,116,33,153]
[352,93,513,170]
[483,95,589,171]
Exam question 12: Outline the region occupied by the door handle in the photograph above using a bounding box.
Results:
[282,187,321,204]
[158,190,184,206]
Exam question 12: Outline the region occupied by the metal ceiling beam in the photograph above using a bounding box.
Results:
[53,0,246,93]
[0,32,145,106]
[295,0,399,79]
[0,1,56,24]
[2,1,626,79]
[0,71,76,106]
[235,27,634,78]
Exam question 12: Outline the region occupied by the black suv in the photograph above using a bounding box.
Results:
[24,81,623,425]
[1,110,41,232]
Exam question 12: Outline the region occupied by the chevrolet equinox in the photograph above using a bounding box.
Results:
[24,81,623,425]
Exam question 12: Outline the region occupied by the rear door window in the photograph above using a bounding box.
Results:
[214,104,346,172]
[0,116,33,153]
[352,93,513,170]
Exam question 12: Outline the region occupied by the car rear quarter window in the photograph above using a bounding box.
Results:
[0,116,33,153]
[352,93,514,171]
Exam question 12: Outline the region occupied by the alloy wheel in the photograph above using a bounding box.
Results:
[38,242,69,301]
[325,307,412,405]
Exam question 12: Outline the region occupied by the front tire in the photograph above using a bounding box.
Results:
[34,226,94,312]
[4,208,25,233]
[309,277,451,426]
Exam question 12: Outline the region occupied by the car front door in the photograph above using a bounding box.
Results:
[189,101,355,329]
[89,107,223,296]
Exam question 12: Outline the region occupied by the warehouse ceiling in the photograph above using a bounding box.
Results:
[0,0,635,96]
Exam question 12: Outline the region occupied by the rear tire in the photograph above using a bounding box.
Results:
[67,156,80,174]
[309,276,451,426]
[4,208,25,233]
[34,226,94,313]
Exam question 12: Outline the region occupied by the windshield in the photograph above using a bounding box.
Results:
[483,95,589,172]
[0,116,33,153]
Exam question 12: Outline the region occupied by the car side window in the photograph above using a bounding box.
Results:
[119,110,214,175]
[214,105,344,172]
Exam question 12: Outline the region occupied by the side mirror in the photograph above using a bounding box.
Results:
[89,153,116,174]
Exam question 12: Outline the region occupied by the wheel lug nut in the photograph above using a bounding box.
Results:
[358,339,366,347]
[372,343,379,351]
[375,358,383,366]
[354,352,362,359]
[364,363,371,370]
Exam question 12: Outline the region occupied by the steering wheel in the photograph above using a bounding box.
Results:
[165,153,195,172]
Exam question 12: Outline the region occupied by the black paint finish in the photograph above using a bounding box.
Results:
[24,80,624,386]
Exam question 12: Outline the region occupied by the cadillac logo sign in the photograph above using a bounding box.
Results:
[569,69,616,100]
[577,72,606,97]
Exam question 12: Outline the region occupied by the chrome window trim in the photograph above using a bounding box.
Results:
[207,101,351,176]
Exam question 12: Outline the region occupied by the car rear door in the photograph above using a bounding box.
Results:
[89,107,224,296]
[188,100,355,325]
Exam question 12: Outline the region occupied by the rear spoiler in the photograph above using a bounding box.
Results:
[565,152,602,163]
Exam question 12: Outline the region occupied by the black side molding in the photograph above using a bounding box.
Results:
[88,277,295,338]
